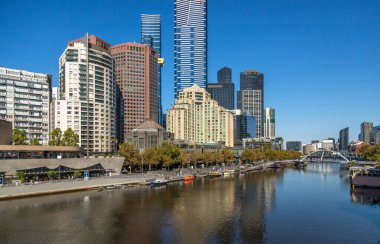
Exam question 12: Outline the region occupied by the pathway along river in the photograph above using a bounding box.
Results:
[0,163,379,243]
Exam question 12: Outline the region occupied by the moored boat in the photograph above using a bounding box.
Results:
[184,175,195,181]
[151,179,168,187]
[223,169,236,176]
[207,171,223,177]
[350,167,380,188]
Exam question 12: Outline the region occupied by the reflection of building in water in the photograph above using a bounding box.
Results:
[171,179,236,243]
[351,188,380,205]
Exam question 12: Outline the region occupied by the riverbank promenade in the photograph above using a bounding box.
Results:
[0,175,156,200]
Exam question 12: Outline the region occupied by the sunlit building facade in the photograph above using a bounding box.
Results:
[174,0,208,97]
[0,67,52,145]
[57,34,116,153]
[166,84,234,147]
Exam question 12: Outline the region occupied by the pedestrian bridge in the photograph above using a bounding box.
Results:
[300,150,350,163]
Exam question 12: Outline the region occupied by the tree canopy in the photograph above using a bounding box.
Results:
[12,128,27,145]
[62,128,79,146]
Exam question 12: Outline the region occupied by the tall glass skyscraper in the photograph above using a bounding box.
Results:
[237,70,264,138]
[141,14,163,125]
[174,0,208,98]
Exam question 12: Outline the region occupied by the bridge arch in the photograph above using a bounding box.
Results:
[300,150,349,162]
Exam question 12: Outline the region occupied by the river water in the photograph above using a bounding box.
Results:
[0,163,379,244]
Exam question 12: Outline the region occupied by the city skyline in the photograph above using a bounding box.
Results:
[1,0,379,143]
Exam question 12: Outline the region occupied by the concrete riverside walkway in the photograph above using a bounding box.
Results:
[0,175,157,200]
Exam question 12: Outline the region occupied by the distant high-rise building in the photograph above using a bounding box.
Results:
[360,122,373,144]
[286,141,302,151]
[235,110,256,145]
[217,67,232,83]
[371,125,380,145]
[339,127,349,151]
[207,67,234,109]
[111,43,159,140]
[264,108,275,138]
[56,34,116,153]
[0,67,52,145]
[141,14,163,125]
[174,0,207,98]
[167,84,234,147]
[237,70,264,137]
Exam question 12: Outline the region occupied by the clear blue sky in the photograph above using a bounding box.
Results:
[1,0,379,144]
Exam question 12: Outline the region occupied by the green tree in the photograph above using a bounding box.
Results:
[203,151,215,166]
[119,142,142,166]
[178,151,190,167]
[73,171,82,178]
[49,128,63,146]
[157,142,181,169]
[62,128,79,146]
[221,148,235,166]
[189,151,204,165]
[47,170,58,179]
[16,171,26,183]
[12,128,27,145]
[142,148,159,169]
[29,138,41,146]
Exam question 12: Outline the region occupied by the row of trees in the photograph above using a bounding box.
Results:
[12,128,79,146]
[118,142,301,171]
[359,144,380,162]
[119,141,235,170]
[241,149,302,163]
[12,129,40,145]
[48,128,79,146]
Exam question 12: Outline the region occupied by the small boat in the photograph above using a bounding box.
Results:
[151,179,168,187]
[223,169,236,176]
[207,171,223,177]
[184,175,195,181]
[350,167,380,188]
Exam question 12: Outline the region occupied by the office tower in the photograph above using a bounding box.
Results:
[174,0,208,97]
[237,70,264,138]
[56,34,116,153]
[0,67,52,145]
[111,43,158,140]
[217,66,232,83]
[235,110,256,145]
[339,127,349,151]
[141,14,163,125]
[360,122,373,144]
[264,108,275,138]
[207,66,234,110]
[371,125,380,144]
[166,84,234,147]
[286,141,302,151]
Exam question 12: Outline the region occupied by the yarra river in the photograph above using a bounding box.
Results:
[0,163,379,244]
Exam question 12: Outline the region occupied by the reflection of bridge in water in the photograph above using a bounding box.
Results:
[300,150,350,163]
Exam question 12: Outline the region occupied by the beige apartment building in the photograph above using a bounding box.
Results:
[166,84,234,147]
[55,34,116,153]
[111,43,158,141]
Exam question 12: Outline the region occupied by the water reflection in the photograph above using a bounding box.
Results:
[0,164,379,243]
[351,187,380,205]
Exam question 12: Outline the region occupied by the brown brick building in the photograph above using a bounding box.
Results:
[111,43,158,141]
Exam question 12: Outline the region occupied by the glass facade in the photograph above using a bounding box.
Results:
[235,112,256,144]
[141,14,163,125]
[237,70,264,138]
[339,127,349,151]
[174,0,207,98]
[286,141,302,151]
[207,82,234,110]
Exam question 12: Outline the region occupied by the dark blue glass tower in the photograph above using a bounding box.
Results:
[141,14,163,125]
[174,0,207,98]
